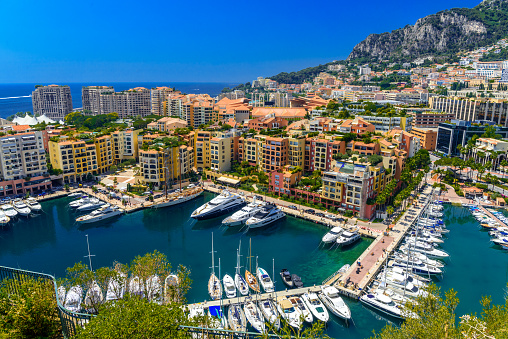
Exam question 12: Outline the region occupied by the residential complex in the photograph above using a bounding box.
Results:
[82,86,115,115]
[32,85,73,120]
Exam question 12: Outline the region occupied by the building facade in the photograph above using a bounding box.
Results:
[82,86,114,115]
[32,85,73,120]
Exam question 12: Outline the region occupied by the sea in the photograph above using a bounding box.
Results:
[0,82,238,119]
[0,195,506,338]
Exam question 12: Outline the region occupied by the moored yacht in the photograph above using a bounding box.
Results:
[0,210,10,226]
[245,204,285,228]
[302,292,329,322]
[322,227,343,244]
[258,299,280,330]
[191,190,245,220]
[76,205,124,224]
[2,203,18,219]
[25,198,42,213]
[13,200,31,217]
[152,188,203,209]
[288,295,313,323]
[222,197,265,226]
[228,304,247,332]
[243,301,266,333]
[319,285,351,321]
[336,230,361,247]
[64,285,83,313]
[77,199,105,212]
[360,292,406,319]
[223,274,236,298]
[257,267,274,293]
[280,269,293,288]
[276,296,302,329]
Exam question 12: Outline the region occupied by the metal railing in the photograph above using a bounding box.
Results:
[0,265,92,338]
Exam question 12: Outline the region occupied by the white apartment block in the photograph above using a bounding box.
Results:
[100,88,151,119]
[356,115,413,132]
[32,85,73,120]
[150,87,174,116]
[82,86,114,115]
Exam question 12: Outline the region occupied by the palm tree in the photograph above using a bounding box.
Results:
[500,159,508,177]
[386,206,394,216]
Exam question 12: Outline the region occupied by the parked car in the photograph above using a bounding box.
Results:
[315,212,325,217]
[288,205,298,210]
[304,209,315,214]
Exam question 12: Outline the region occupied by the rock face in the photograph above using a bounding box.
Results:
[347,0,508,62]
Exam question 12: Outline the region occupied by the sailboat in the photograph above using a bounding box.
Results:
[208,233,222,300]
[234,241,249,296]
[245,239,260,293]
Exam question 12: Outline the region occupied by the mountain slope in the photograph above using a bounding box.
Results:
[348,0,508,62]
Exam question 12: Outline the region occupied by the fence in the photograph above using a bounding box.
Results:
[0,265,92,338]
[0,265,284,338]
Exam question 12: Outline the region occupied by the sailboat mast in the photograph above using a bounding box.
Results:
[248,238,252,272]
[84,234,95,271]
[211,232,216,275]
[272,258,275,292]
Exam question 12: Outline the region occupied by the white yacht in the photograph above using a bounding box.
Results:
[276,296,302,329]
[319,286,351,321]
[64,285,83,313]
[76,205,124,224]
[0,210,10,226]
[401,242,449,259]
[208,234,222,300]
[390,258,442,276]
[336,230,361,247]
[146,275,162,304]
[376,272,428,299]
[152,188,203,209]
[243,301,266,333]
[2,204,18,218]
[228,304,247,332]
[257,267,274,293]
[77,199,105,212]
[245,204,285,229]
[128,276,144,297]
[191,190,245,220]
[322,227,343,244]
[69,197,92,208]
[25,198,42,213]
[222,198,265,226]
[68,192,82,198]
[105,273,127,301]
[258,299,280,330]
[288,295,313,323]
[360,291,412,319]
[57,286,66,305]
[302,292,329,322]
[223,274,236,299]
[13,201,31,217]
[84,281,104,313]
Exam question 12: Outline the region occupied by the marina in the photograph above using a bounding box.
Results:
[0,188,507,338]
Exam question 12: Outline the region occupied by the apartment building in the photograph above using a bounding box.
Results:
[194,131,212,171]
[138,144,192,188]
[112,129,141,163]
[151,87,174,116]
[410,127,437,151]
[238,137,264,168]
[0,132,51,196]
[262,137,289,172]
[247,116,288,132]
[387,129,421,158]
[430,96,508,125]
[32,85,73,120]
[49,136,113,183]
[409,110,454,128]
[100,87,151,118]
[356,115,413,132]
[82,86,115,115]
[348,140,380,156]
[183,100,214,129]
[210,137,234,172]
[288,137,306,168]
[147,117,188,133]
[339,117,375,135]
[305,138,345,172]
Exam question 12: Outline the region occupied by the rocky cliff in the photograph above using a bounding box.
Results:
[347,0,508,62]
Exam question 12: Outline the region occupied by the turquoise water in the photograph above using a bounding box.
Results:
[0,195,506,338]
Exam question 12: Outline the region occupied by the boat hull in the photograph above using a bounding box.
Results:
[192,201,245,220]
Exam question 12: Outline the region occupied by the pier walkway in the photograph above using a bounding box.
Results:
[188,286,322,309]
[478,205,507,227]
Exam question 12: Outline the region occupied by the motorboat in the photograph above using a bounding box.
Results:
[76,205,124,223]
[105,273,126,301]
[64,285,83,313]
[401,242,449,259]
[13,201,31,217]
[0,210,10,226]
[146,275,162,304]
[208,305,228,330]
[228,304,247,332]
[360,292,407,319]
[258,299,280,330]
[1,204,17,218]
[208,233,222,300]
[128,276,144,297]
[257,267,274,293]
[57,286,66,305]
[191,190,245,220]
[243,301,266,333]
[164,274,180,303]
[25,197,42,212]
[390,258,442,276]
[291,274,303,288]
[384,266,431,284]
[280,269,293,288]
[68,192,82,198]
[288,296,313,323]
[69,197,92,208]
[322,227,343,244]
[319,286,351,321]
[77,199,105,212]
[405,235,443,245]
[394,252,445,268]
[336,230,361,247]
[276,296,302,329]
[84,281,104,313]
[376,272,428,299]
[222,197,265,226]
[301,292,329,322]
[152,188,203,209]
[245,204,285,228]
[223,274,236,298]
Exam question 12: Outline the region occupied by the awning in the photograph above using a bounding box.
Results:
[217,177,240,186]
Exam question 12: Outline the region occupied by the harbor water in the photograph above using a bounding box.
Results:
[0,193,506,338]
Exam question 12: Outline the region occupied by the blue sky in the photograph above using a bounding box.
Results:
[0,0,481,83]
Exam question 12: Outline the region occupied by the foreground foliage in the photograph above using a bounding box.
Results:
[0,277,61,339]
